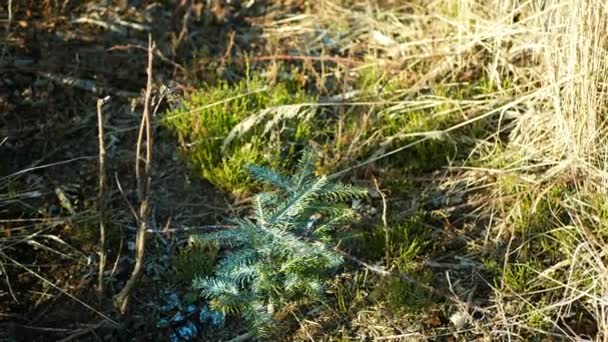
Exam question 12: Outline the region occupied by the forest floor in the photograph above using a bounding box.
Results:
[2,1,606,341]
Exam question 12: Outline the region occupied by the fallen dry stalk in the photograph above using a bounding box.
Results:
[113,35,155,314]
[372,177,390,269]
[96,97,107,295]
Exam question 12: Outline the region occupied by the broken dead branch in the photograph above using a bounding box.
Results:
[113,35,155,314]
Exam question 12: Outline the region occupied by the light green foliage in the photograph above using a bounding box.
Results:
[162,74,315,194]
[370,73,498,174]
[164,64,500,196]
[191,150,367,336]
[502,262,539,293]
[369,221,435,312]
[507,185,571,264]
[341,216,437,312]
[344,216,429,266]
[586,193,608,241]
[373,274,435,313]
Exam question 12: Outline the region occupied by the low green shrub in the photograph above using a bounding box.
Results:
[162,74,316,194]
[173,240,219,284]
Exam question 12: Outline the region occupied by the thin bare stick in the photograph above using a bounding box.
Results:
[108,174,129,284]
[108,231,124,284]
[113,35,155,314]
[96,98,107,295]
[249,55,361,67]
[126,224,237,234]
[0,261,17,302]
[108,44,186,73]
[114,173,140,222]
[7,0,12,27]
[373,177,390,269]
[0,156,96,181]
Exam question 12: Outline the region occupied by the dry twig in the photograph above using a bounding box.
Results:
[96,98,107,295]
[113,35,155,314]
[372,177,390,268]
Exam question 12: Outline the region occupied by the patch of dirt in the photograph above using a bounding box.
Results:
[0,0,282,339]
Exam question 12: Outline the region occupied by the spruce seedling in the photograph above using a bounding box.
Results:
[192,150,367,336]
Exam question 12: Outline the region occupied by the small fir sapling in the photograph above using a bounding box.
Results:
[191,149,367,336]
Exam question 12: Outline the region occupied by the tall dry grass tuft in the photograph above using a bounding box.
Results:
[545,0,608,176]
[510,0,608,182]
[547,2,608,338]
[495,0,608,339]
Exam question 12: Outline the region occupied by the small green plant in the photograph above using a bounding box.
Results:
[174,240,219,284]
[373,274,435,313]
[192,150,367,337]
[343,216,429,265]
[162,73,316,194]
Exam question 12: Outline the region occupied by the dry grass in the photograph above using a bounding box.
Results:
[491,1,608,339]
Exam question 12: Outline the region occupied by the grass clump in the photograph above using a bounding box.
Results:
[372,274,436,314]
[163,73,316,194]
[191,150,367,337]
[344,216,429,265]
[173,240,219,285]
[339,215,439,314]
